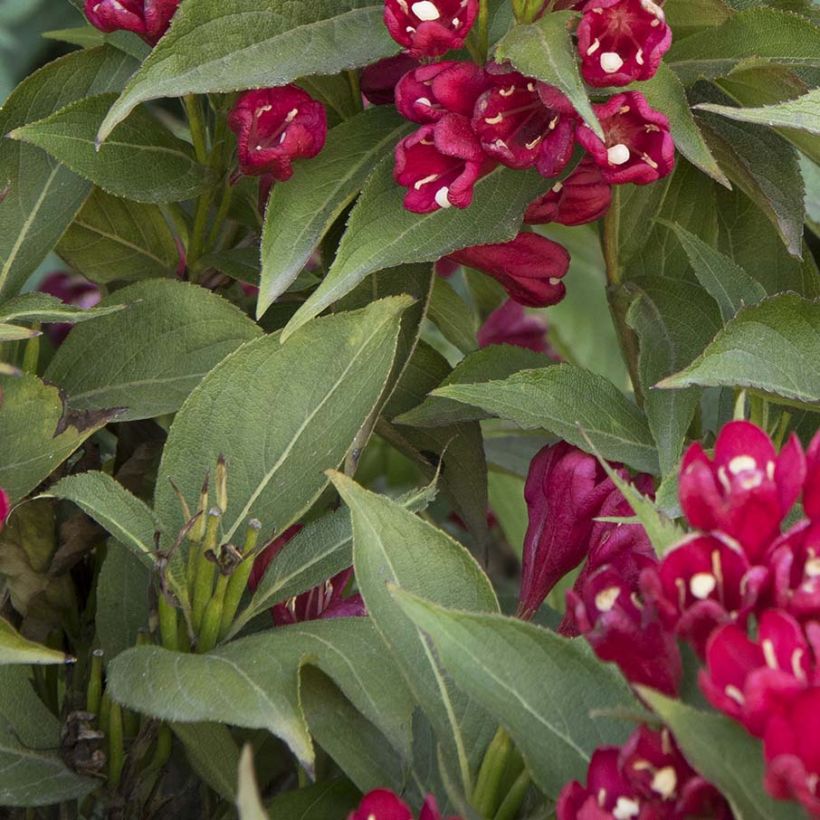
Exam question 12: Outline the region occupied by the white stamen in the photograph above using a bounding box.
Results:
[452,16,461,27]
[416,96,433,107]
[255,104,273,116]
[600,52,624,74]
[552,181,564,193]
[411,1,441,20]
[690,572,716,599]
[607,143,630,165]
[413,174,438,190]
[286,108,299,122]
[641,152,659,170]
[595,586,621,612]
[805,557,820,578]
[548,115,560,130]
[587,37,601,56]
[793,649,807,680]
[434,187,452,208]
[729,455,757,474]
[549,277,562,286]
[762,638,778,670]
[725,685,745,705]
[636,48,645,66]
[484,113,504,125]
[406,25,416,33]
[255,144,263,151]
[766,460,776,480]
[397,0,409,11]
[613,797,641,820]
[527,82,535,92]
[651,767,678,799]
[525,136,543,150]
[641,0,666,21]
[499,85,516,97]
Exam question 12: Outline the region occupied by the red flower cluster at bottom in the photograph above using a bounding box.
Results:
[348,789,457,820]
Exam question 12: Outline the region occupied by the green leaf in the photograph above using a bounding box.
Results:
[282,160,553,340]
[433,364,660,474]
[11,93,210,204]
[394,592,634,800]
[0,46,137,299]
[97,1,396,142]
[330,472,498,795]
[0,324,39,341]
[0,618,71,665]
[0,667,95,805]
[634,63,729,186]
[258,106,411,317]
[640,690,803,820]
[487,471,527,558]
[266,778,360,820]
[57,188,181,283]
[154,297,410,545]
[696,86,820,134]
[0,292,124,325]
[45,279,261,422]
[662,221,767,320]
[668,7,820,85]
[493,11,603,140]
[659,293,820,409]
[663,0,732,37]
[0,373,114,503]
[395,345,552,428]
[107,618,415,778]
[427,277,478,355]
[173,722,241,802]
[237,745,270,820]
[626,277,722,475]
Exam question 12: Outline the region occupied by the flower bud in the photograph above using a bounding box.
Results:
[384,0,479,58]
[524,158,612,226]
[476,299,552,354]
[361,54,420,106]
[395,60,489,123]
[447,232,569,308]
[765,520,820,623]
[228,86,328,180]
[84,0,179,45]
[577,0,672,88]
[576,91,675,185]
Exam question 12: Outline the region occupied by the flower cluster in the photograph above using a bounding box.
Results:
[348,788,456,820]
[558,725,732,819]
[84,0,179,45]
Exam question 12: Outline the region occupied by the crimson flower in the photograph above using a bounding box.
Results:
[576,0,672,87]
[347,789,458,820]
[576,92,675,185]
[395,61,488,123]
[765,520,820,623]
[557,747,642,819]
[0,489,8,531]
[476,299,552,354]
[228,86,327,180]
[678,421,805,561]
[84,0,179,45]
[805,430,820,522]
[447,232,569,307]
[248,526,365,626]
[384,0,479,57]
[525,158,612,226]
[472,72,577,178]
[394,115,492,213]
[361,55,420,106]
[38,272,101,346]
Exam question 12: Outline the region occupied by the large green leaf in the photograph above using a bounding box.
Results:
[11,93,209,204]
[266,778,360,819]
[0,667,95,805]
[155,297,410,544]
[173,722,241,802]
[0,618,71,665]
[0,46,136,299]
[641,690,803,820]
[696,87,820,134]
[0,292,123,325]
[258,107,411,317]
[493,11,602,140]
[330,472,498,795]
[433,364,660,474]
[660,294,820,409]
[0,373,115,503]
[282,161,553,339]
[663,0,732,36]
[45,279,261,422]
[427,277,478,355]
[395,593,634,800]
[97,1,396,142]
[107,618,415,777]
[57,188,180,283]
[668,7,820,85]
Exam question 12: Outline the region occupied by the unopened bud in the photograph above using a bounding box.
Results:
[189,473,210,543]
[215,454,228,513]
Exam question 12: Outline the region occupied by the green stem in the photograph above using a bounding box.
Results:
[206,181,235,249]
[493,768,531,820]
[478,0,490,60]
[86,649,104,715]
[158,594,180,652]
[108,701,125,788]
[183,95,209,165]
[346,69,363,114]
[192,508,221,633]
[197,574,228,653]
[219,519,261,639]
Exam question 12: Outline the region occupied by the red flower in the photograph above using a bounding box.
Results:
[476,299,552,354]
[568,564,682,694]
[765,520,820,623]
[525,158,612,226]
[38,271,101,346]
[557,747,643,819]
[0,489,8,531]
[679,421,805,562]
[84,0,179,45]
[576,0,672,87]
[384,0,479,57]
[248,526,365,626]
[646,532,768,655]
[347,789,458,820]
[228,86,327,180]
[361,55,420,106]
[699,611,812,735]
[471,73,577,178]
[395,61,489,123]
[447,232,569,307]
[576,92,675,185]
[763,687,820,815]
[394,115,492,213]
[806,430,820,522]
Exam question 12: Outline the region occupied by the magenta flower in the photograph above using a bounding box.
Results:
[557,747,642,819]
[395,61,488,123]
[699,610,812,736]
[228,86,327,180]
[384,0,479,57]
[84,0,179,45]
[577,0,672,87]
[347,789,458,820]
[679,421,805,561]
[0,488,8,530]
[361,54,420,106]
[248,526,365,626]
[447,232,569,307]
[38,271,101,346]
[576,92,675,185]
[471,73,577,178]
[394,115,492,213]
[765,520,820,623]
[525,158,612,226]
[476,299,552,354]
[805,430,820,522]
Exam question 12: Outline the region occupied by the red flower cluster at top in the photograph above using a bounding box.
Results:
[84,0,179,45]
[348,788,457,820]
